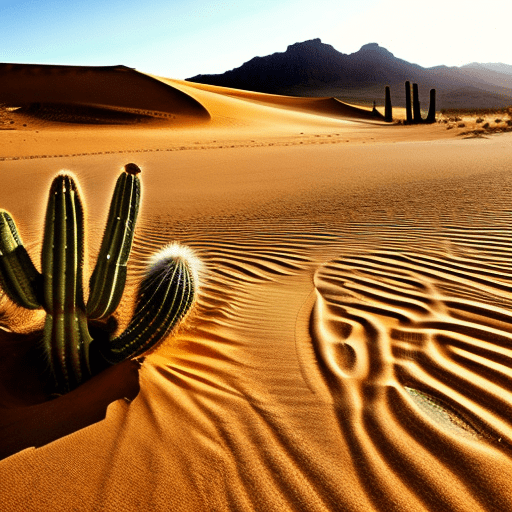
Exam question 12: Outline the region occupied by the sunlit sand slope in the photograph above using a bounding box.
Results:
[165,78,382,121]
[1,134,512,511]
[0,64,382,129]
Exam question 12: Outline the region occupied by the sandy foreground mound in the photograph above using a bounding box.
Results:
[1,64,512,511]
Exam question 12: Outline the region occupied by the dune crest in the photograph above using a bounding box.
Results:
[0,64,210,123]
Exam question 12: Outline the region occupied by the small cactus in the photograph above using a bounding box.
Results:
[0,210,42,309]
[0,164,198,394]
[101,244,198,365]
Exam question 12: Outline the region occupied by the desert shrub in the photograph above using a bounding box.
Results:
[476,117,484,123]
[482,122,490,129]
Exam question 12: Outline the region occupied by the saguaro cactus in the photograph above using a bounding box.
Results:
[426,88,436,124]
[384,86,392,123]
[405,81,413,124]
[404,82,437,124]
[412,83,421,124]
[0,164,198,394]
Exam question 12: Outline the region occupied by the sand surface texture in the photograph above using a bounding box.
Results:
[1,65,512,511]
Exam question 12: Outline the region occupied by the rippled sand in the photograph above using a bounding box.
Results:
[1,65,512,511]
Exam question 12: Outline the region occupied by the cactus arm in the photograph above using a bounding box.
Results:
[100,245,197,365]
[0,210,42,309]
[87,164,141,319]
[42,174,92,393]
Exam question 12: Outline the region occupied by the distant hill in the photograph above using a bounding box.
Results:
[187,39,512,109]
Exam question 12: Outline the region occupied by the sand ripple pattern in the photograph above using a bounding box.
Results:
[310,228,512,510]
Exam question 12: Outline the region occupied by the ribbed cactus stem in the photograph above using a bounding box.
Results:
[384,86,392,123]
[87,163,141,319]
[42,174,92,393]
[405,81,413,124]
[413,83,422,124]
[0,210,42,309]
[101,244,198,365]
[426,88,436,124]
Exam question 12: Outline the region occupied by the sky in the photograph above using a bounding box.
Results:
[1,0,510,79]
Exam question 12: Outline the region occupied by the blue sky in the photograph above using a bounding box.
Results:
[1,0,510,79]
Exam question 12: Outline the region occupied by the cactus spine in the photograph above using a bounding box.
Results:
[426,88,436,124]
[0,210,41,309]
[384,86,392,122]
[405,81,413,124]
[0,164,198,395]
[87,164,141,319]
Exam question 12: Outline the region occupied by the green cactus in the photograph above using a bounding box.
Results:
[101,244,196,365]
[87,164,141,319]
[0,164,198,394]
[0,210,42,309]
[41,174,92,391]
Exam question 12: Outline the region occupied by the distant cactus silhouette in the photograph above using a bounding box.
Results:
[413,83,421,123]
[405,81,413,124]
[0,164,198,394]
[384,86,392,123]
[404,81,437,124]
[426,88,437,124]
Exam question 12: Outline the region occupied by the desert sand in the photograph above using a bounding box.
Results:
[1,64,512,511]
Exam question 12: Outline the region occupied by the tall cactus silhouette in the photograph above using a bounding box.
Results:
[0,164,198,394]
[426,88,437,124]
[404,81,437,124]
[405,81,413,124]
[412,83,421,123]
[384,86,392,123]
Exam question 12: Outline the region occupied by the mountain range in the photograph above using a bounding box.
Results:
[187,39,512,109]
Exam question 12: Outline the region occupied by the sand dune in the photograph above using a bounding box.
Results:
[1,64,512,511]
[166,78,381,120]
[0,64,210,122]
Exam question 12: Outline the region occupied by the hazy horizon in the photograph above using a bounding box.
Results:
[1,0,510,79]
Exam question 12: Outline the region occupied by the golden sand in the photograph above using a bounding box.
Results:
[1,64,512,511]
